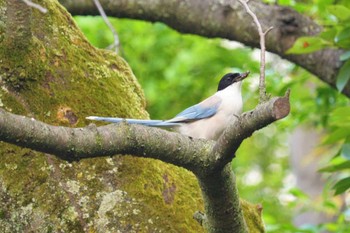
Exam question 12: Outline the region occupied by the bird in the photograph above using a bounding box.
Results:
[86,71,249,140]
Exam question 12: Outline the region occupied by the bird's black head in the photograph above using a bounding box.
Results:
[217,71,250,91]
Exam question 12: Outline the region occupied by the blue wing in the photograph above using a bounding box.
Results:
[86,95,222,126]
[167,95,222,123]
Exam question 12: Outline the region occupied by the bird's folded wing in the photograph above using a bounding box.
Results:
[86,95,221,126]
[167,95,221,123]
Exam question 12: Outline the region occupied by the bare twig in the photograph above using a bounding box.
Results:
[237,0,273,102]
[92,0,120,53]
[22,0,47,13]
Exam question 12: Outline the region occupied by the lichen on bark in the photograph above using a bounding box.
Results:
[0,0,266,232]
[0,0,205,232]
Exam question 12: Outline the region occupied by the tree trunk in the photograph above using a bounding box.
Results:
[0,0,268,232]
[0,0,205,232]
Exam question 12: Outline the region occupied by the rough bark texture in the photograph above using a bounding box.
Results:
[0,94,289,175]
[59,0,348,98]
[0,93,289,233]
[0,0,291,232]
[0,0,204,232]
[197,165,248,233]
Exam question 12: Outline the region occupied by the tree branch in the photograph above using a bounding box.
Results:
[0,92,289,232]
[59,0,347,98]
[92,0,120,52]
[21,0,48,13]
[0,92,290,175]
[238,0,273,102]
[0,1,291,232]
[197,164,248,233]
[0,108,209,171]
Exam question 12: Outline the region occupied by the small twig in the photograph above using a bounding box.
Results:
[92,0,120,53]
[238,0,273,103]
[21,0,47,13]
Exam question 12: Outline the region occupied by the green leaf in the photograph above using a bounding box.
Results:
[333,177,350,195]
[323,200,337,210]
[323,127,350,144]
[336,59,350,91]
[329,106,350,127]
[319,160,350,172]
[335,27,350,43]
[328,5,350,21]
[334,26,350,49]
[286,37,329,54]
[289,187,308,199]
[331,106,350,116]
[319,28,337,42]
[340,50,350,61]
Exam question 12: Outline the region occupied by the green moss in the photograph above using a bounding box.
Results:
[0,0,264,232]
[241,199,266,233]
[0,0,151,231]
[0,91,27,115]
[115,156,205,232]
[0,0,198,231]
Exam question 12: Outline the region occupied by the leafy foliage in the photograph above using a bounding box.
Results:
[286,1,350,92]
[320,106,350,196]
[286,37,330,54]
[283,0,350,199]
[282,0,350,230]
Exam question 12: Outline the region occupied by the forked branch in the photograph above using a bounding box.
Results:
[237,0,273,102]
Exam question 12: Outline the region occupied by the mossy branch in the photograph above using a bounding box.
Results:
[0,93,289,174]
[0,93,289,232]
[0,1,291,232]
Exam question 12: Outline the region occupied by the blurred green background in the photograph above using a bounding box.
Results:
[74,0,350,231]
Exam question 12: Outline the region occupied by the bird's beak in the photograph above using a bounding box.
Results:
[235,71,250,82]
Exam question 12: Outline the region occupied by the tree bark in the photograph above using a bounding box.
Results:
[197,165,247,233]
[59,0,348,98]
[0,0,202,232]
[0,91,289,232]
[0,0,290,232]
[0,94,289,175]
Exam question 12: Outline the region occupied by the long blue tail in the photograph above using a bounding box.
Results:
[86,116,180,127]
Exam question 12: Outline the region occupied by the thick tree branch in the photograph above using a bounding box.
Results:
[0,1,291,232]
[0,108,209,171]
[0,92,289,175]
[0,86,289,233]
[197,164,248,233]
[59,0,347,98]
[0,92,288,232]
